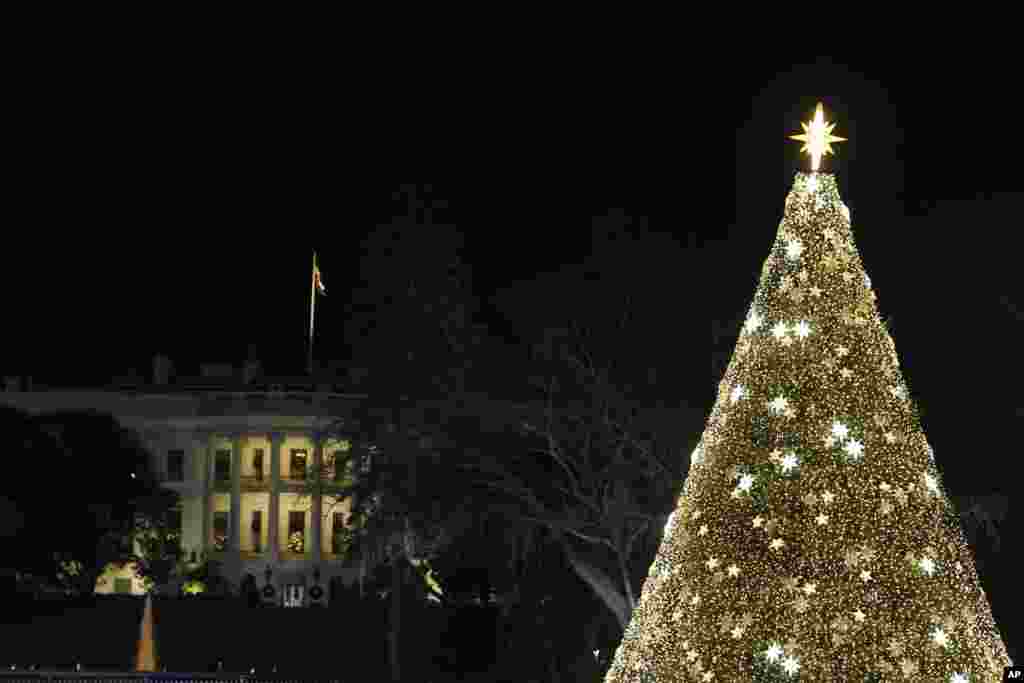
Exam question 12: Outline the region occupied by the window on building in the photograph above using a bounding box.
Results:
[167,509,182,545]
[253,449,264,481]
[332,440,352,482]
[251,510,263,552]
[290,450,307,480]
[167,450,185,482]
[333,451,347,482]
[288,511,305,553]
[215,450,231,483]
[339,445,372,481]
[361,446,376,474]
[332,512,347,555]
[213,511,229,551]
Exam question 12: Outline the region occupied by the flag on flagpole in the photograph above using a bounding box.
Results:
[313,255,326,295]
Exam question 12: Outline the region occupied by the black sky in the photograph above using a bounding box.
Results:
[4,55,1021,490]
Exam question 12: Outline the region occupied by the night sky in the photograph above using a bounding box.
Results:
[5,57,1021,493]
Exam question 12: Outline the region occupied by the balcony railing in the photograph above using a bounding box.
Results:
[208,473,350,490]
[240,475,265,490]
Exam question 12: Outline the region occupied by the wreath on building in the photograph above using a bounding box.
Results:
[262,585,276,599]
[309,585,323,601]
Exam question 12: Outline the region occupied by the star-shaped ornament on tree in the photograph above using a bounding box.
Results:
[821,252,840,272]
[790,102,846,172]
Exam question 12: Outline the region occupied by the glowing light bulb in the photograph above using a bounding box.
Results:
[844,439,865,460]
[785,238,804,260]
[745,310,763,334]
[782,655,801,675]
[831,421,849,440]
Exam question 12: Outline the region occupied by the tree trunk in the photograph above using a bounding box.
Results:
[560,539,631,631]
[388,559,402,682]
[616,547,636,616]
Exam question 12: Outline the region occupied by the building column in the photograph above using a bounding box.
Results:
[230,434,243,555]
[269,433,283,565]
[311,438,323,562]
[200,431,214,556]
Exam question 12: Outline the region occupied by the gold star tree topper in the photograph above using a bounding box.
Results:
[790,102,846,171]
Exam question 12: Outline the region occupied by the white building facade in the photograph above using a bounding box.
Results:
[2,368,367,606]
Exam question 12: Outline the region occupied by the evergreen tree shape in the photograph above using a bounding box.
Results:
[604,169,1013,681]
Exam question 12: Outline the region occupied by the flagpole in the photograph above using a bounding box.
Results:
[308,251,316,375]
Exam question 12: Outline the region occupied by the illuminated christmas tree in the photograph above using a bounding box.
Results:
[604,104,1013,682]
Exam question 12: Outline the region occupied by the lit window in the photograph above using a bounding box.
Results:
[290,450,308,480]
